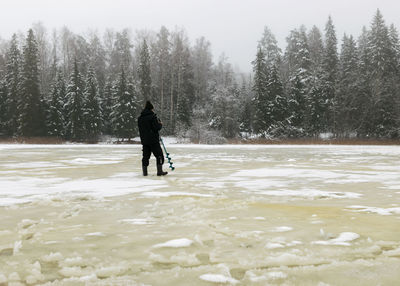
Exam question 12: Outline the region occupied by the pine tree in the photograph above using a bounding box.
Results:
[267,63,288,136]
[284,27,312,135]
[137,39,152,103]
[111,68,138,140]
[308,26,324,74]
[356,26,373,136]
[321,16,338,132]
[65,60,85,140]
[154,26,171,118]
[83,67,102,141]
[252,47,268,134]
[0,80,7,135]
[336,34,359,136]
[18,29,46,137]
[4,34,21,136]
[47,70,65,137]
[101,79,114,135]
[368,10,399,137]
[176,47,194,129]
[109,29,132,78]
[258,26,281,67]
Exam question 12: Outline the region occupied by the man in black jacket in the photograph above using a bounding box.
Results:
[137,101,168,176]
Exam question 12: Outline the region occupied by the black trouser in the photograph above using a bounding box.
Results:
[142,143,164,166]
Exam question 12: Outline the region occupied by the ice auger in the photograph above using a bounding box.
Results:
[160,137,175,171]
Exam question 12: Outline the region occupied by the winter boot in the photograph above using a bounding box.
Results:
[142,165,148,176]
[157,164,168,176]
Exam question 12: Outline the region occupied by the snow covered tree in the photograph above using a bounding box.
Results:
[88,33,107,90]
[109,29,132,78]
[0,79,7,135]
[258,26,282,67]
[83,67,102,141]
[252,47,268,134]
[284,27,312,135]
[367,10,399,137]
[18,29,46,137]
[153,26,171,118]
[176,47,195,129]
[47,70,66,137]
[101,79,114,135]
[321,16,338,132]
[336,34,359,136]
[266,63,288,136]
[111,68,138,140]
[308,26,324,74]
[137,39,152,103]
[65,59,85,140]
[4,34,21,136]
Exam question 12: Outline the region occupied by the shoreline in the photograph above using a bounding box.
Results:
[1,137,400,146]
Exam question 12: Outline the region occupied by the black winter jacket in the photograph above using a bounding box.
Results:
[137,109,162,145]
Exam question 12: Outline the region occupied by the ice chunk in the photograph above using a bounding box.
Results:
[199,274,239,284]
[59,267,84,277]
[312,232,360,246]
[118,218,154,225]
[8,272,21,281]
[265,242,285,249]
[85,232,105,237]
[13,240,22,254]
[347,205,400,216]
[96,266,127,278]
[271,226,293,232]
[153,238,193,248]
[0,274,7,283]
[266,271,287,279]
[42,252,64,262]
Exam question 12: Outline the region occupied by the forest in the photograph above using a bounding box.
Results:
[0,9,399,143]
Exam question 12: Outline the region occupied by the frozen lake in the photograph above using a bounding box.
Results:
[0,144,400,285]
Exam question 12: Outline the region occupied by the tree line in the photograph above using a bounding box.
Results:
[252,10,400,139]
[0,10,399,142]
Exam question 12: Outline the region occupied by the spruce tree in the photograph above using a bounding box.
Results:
[368,10,398,137]
[321,16,338,132]
[285,27,312,135]
[65,60,85,140]
[267,63,288,136]
[101,79,114,135]
[137,39,152,103]
[336,35,359,136]
[4,34,21,136]
[356,26,373,136]
[111,68,138,141]
[308,26,324,74]
[83,67,102,141]
[47,71,65,137]
[252,47,268,134]
[176,47,194,128]
[0,80,7,135]
[18,29,46,137]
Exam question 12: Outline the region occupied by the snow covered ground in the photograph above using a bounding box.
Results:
[0,144,400,285]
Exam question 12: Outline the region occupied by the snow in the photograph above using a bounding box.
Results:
[153,238,193,248]
[199,274,239,284]
[1,144,400,284]
[347,205,400,216]
[312,232,360,246]
[271,226,293,232]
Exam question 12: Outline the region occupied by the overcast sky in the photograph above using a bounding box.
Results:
[1,0,399,72]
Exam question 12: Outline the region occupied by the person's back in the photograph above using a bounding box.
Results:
[138,108,161,146]
[137,101,168,176]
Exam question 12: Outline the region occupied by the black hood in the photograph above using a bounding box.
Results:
[141,109,154,117]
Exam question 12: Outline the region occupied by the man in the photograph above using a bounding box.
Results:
[137,101,168,176]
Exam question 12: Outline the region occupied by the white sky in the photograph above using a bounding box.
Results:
[1,0,400,72]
